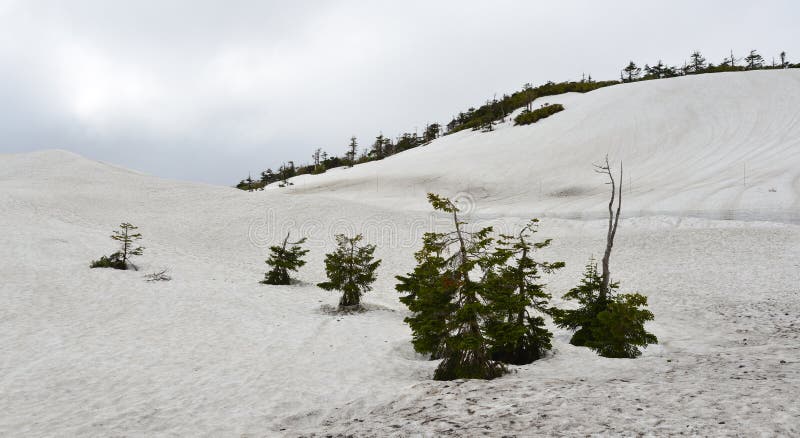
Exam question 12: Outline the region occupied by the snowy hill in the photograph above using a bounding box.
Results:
[1,71,799,436]
[289,70,800,223]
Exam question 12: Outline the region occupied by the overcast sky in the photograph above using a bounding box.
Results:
[0,1,797,184]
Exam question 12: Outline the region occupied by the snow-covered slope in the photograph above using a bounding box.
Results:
[289,70,800,223]
[1,71,799,436]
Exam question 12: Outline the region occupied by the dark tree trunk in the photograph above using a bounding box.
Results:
[597,156,622,301]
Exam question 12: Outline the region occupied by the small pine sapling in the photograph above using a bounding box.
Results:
[262,232,309,285]
[552,261,611,347]
[553,261,657,358]
[90,222,144,270]
[112,223,144,267]
[484,219,565,365]
[317,234,381,310]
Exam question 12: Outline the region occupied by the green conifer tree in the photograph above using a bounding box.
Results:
[423,123,441,143]
[484,220,565,365]
[317,234,381,310]
[346,136,358,167]
[592,292,658,358]
[745,50,764,69]
[112,222,143,267]
[396,233,456,359]
[687,50,707,74]
[644,60,668,79]
[261,168,275,184]
[398,193,504,380]
[244,174,255,191]
[381,136,394,156]
[369,134,386,160]
[262,232,309,285]
[91,222,144,270]
[552,260,610,346]
[622,61,642,82]
[278,162,295,187]
[311,149,325,174]
[552,261,657,358]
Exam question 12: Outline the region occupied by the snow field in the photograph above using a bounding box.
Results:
[2,70,799,435]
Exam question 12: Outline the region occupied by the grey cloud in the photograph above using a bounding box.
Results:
[0,0,797,183]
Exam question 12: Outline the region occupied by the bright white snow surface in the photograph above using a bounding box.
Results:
[1,70,799,436]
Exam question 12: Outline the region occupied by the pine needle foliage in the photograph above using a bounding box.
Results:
[90,223,144,270]
[484,220,565,365]
[89,252,126,270]
[399,196,566,378]
[592,293,658,358]
[398,193,505,380]
[262,232,309,285]
[552,260,657,358]
[112,223,144,265]
[317,234,381,310]
[395,234,455,359]
[552,261,611,346]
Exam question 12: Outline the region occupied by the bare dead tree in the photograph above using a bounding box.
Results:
[594,155,622,301]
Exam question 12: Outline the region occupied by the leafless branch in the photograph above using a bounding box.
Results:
[144,269,171,282]
[597,155,623,299]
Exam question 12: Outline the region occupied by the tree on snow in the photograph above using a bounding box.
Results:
[644,60,678,79]
[262,232,309,285]
[260,168,275,184]
[621,61,642,82]
[396,228,457,360]
[278,162,295,187]
[423,123,441,143]
[311,148,325,174]
[745,50,765,69]
[554,260,657,358]
[484,220,565,365]
[90,222,144,270]
[346,136,358,167]
[687,50,707,74]
[369,134,386,160]
[397,193,504,380]
[317,234,381,310]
